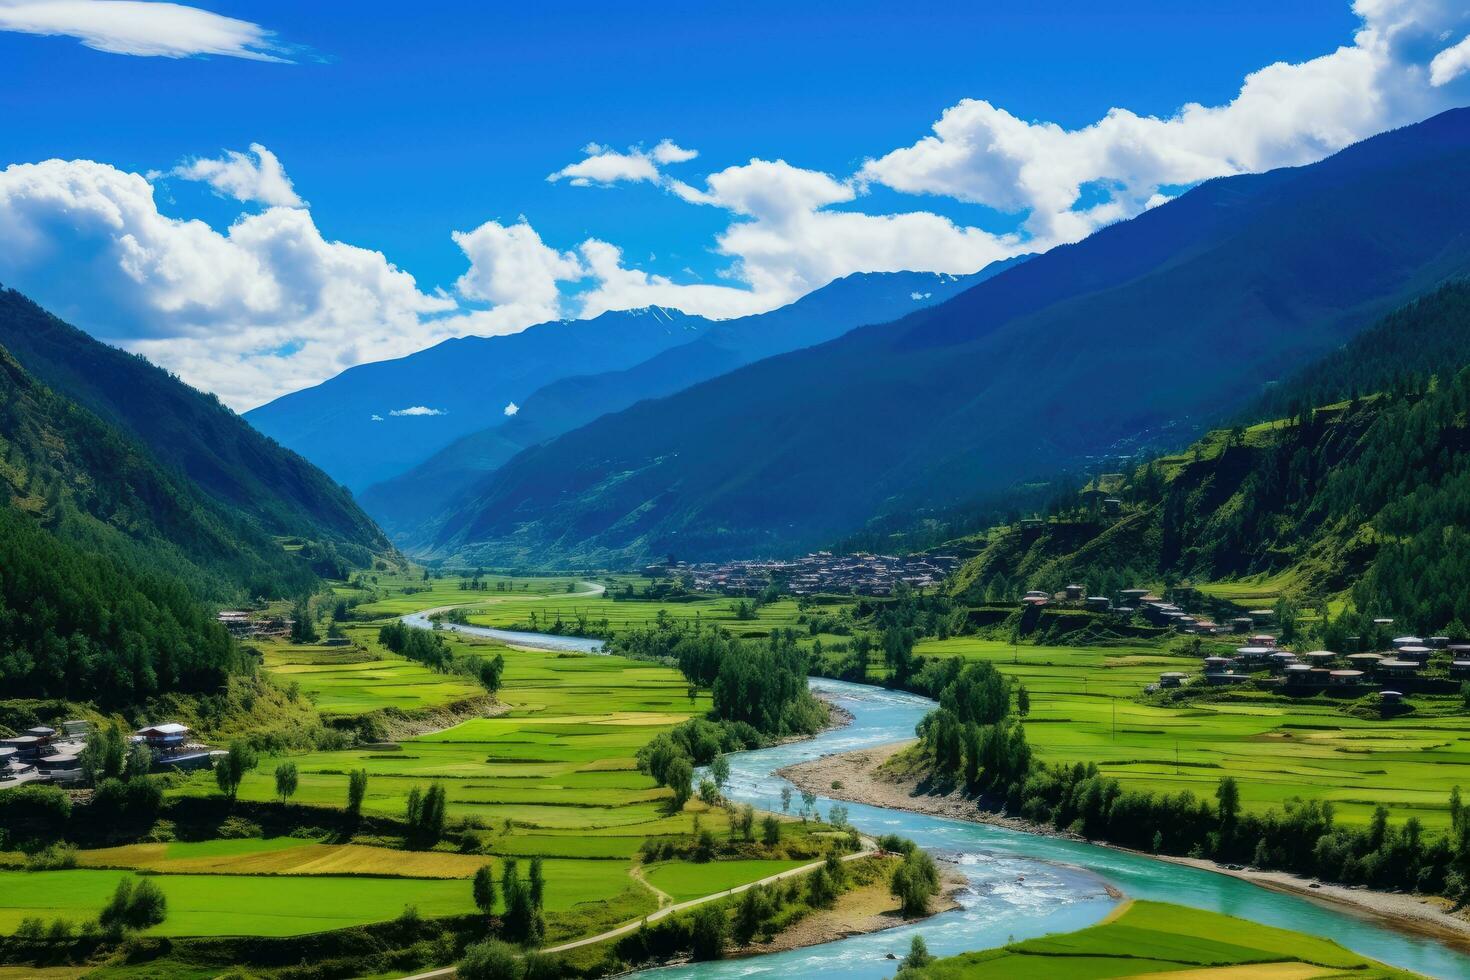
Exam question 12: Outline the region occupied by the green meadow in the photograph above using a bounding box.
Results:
[641,858,806,902]
[913,900,1413,978]
[915,636,1469,827]
[260,633,484,715]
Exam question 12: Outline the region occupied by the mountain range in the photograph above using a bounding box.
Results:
[422,107,1470,569]
[359,265,1025,543]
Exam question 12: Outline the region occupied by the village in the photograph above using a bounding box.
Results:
[1019,585,1470,700]
[0,720,215,788]
[654,550,965,596]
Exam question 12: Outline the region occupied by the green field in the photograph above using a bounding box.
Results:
[261,633,485,715]
[642,858,806,902]
[916,637,1469,827]
[913,900,1412,978]
[0,867,475,937]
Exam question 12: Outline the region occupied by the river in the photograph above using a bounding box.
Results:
[419,617,1470,978]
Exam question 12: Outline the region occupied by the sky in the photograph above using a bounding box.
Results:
[1,0,1469,410]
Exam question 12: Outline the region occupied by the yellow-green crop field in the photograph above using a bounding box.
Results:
[916,637,1470,828]
[915,899,1412,979]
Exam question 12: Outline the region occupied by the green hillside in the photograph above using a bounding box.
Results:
[0,288,389,563]
[0,347,265,705]
[948,281,1470,635]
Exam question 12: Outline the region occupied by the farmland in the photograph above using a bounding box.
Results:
[912,900,1413,979]
[914,636,1470,827]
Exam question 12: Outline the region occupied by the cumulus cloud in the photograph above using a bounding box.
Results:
[856,0,1470,242]
[503,402,519,416]
[0,0,290,61]
[0,158,474,408]
[548,139,697,187]
[389,405,445,417]
[161,143,303,207]
[1431,34,1470,86]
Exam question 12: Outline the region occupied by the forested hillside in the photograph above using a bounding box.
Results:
[947,282,1470,634]
[0,288,388,561]
[0,346,284,705]
[430,108,1470,569]
[362,265,1026,546]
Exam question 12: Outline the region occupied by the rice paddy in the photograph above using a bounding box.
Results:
[916,637,1470,827]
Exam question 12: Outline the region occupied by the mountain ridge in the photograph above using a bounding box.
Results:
[428,107,1470,569]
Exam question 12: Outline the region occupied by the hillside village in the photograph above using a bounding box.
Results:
[654,551,964,596]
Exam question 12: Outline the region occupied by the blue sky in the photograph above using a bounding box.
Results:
[1,0,1467,407]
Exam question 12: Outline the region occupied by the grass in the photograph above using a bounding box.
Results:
[915,636,1470,827]
[260,631,484,715]
[912,900,1414,979]
[641,858,807,902]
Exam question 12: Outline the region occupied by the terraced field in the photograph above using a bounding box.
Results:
[915,900,1413,979]
[917,637,1470,827]
[261,633,484,714]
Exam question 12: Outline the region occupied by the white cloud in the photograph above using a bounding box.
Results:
[4,2,1470,413]
[547,139,697,187]
[390,405,445,417]
[1431,34,1470,85]
[856,0,1470,242]
[370,414,384,421]
[0,0,290,61]
[163,143,303,207]
[503,402,519,416]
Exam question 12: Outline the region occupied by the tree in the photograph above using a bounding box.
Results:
[528,856,545,909]
[290,598,319,643]
[214,741,258,800]
[347,768,368,818]
[710,754,731,791]
[125,740,154,781]
[762,814,781,846]
[905,934,933,969]
[274,761,299,802]
[1216,776,1240,846]
[99,876,167,933]
[1016,684,1031,718]
[890,850,940,917]
[667,757,694,811]
[690,903,728,961]
[80,723,126,785]
[472,864,497,915]
[780,785,792,813]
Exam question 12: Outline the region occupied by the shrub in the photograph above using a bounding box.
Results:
[689,904,728,961]
[458,938,521,979]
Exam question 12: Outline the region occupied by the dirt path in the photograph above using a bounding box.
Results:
[395,850,877,980]
[629,862,673,907]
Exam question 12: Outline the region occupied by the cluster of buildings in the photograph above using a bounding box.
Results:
[1170,630,1469,695]
[217,610,294,639]
[0,720,89,786]
[1021,586,1236,634]
[664,552,964,597]
[0,720,215,789]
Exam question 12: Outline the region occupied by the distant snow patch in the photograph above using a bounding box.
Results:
[504,402,519,416]
[390,406,446,417]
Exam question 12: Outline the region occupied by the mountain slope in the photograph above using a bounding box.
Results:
[434,108,1470,568]
[361,266,1025,544]
[0,288,388,558]
[946,280,1470,636]
[245,306,709,491]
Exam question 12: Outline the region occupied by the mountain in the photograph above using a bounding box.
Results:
[946,279,1470,636]
[245,306,710,492]
[360,265,1026,544]
[0,342,307,706]
[0,289,388,560]
[431,108,1470,569]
